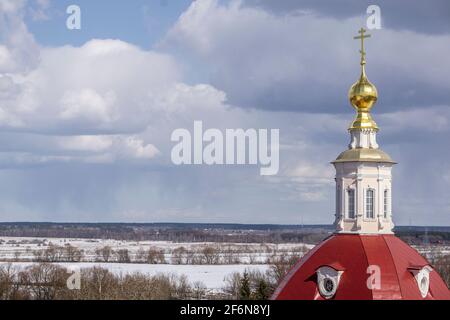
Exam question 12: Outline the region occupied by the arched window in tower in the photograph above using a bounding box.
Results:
[384,190,389,219]
[347,189,355,219]
[366,189,374,219]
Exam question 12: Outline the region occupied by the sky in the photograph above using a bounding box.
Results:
[0,0,449,226]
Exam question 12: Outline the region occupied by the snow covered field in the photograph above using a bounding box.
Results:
[0,237,447,293]
[0,236,313,263]
[0,237,312,291]
[0,236,311,292]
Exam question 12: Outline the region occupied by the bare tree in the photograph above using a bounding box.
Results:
[175,274,191,300]
[201,246,220,265]
[13,251,21,262]
[223,272,242,300]
[95,246,114,262]
[80,267,119,300]
[223,246,239,264]
[64,244,83,262]
[43,244,65,262]
[172,247,187,265]
[18,263,66,300]
[268,253,301,284]
[432,254,450,287]
[115,249,131,263]
[135,247,146,263]
[0,264,28,300]
[192,281,207,300]
[147,248,165,264]
[32,250,44,262]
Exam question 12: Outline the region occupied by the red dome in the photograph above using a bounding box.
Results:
[273,234,450,300]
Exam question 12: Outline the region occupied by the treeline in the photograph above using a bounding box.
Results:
[9,243,309,266]
[432,255,450,287]
[1,254,448,300]
[31,244,84,263]
[0,223,448,245]
[0,264,205,300]
[0,254,302,300]
[397,231,450,245]
[0,223,330,244]
[169,245,308,265]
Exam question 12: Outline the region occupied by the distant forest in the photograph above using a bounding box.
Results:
[0,223,448,245]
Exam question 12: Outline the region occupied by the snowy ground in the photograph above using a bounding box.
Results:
[0,236,310,292]
[0,237,313,263]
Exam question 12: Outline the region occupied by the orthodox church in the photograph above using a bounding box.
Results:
[273,28,450,300]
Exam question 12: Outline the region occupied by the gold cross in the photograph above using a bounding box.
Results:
[354,28,371,65]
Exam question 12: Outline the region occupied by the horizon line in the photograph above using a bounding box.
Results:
[0,221,448,228]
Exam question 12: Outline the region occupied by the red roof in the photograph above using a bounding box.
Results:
[272,234,450,300]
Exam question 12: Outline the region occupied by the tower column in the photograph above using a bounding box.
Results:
[340,178,345,229]
[356,175,363,231]
[377,176,384,231]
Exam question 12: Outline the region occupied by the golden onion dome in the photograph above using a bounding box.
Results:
[348,28,379,131]
[349,70,378,112]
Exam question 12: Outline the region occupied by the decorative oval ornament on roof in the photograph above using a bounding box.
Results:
[316,266,344,299]
[409,265,433,298]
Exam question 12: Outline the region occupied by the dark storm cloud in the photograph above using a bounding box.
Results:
[164,2,450,114]
[243,0,450,35]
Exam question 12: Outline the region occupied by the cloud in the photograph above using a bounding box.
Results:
[0,35,232,170]
[61,136,113,152]
[0,0,39,73]
[162,0,450,114]
[0,0,25,14]
[271,161,335,202]
[0,38,231,135]
[3,39,181,132]
[0,4,230,171]
[28,0,51,21]
[60,89,118,123]
[242,0,450,35]
[123,136,160,159]
[380,106,450,134]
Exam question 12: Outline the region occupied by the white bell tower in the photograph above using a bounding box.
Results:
[332,28,396,235]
